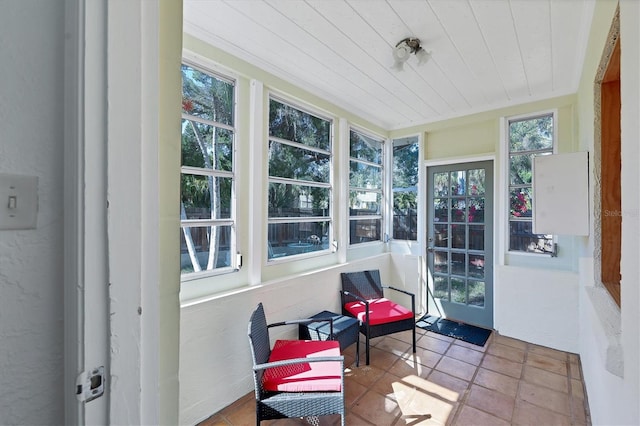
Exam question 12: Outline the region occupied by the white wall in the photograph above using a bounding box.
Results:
[576,1,640,425]
[494,266,579,353]
[0,0,65,424]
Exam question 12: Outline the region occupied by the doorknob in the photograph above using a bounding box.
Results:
[427,246,434,252]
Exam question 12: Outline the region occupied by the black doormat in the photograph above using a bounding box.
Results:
[416,315,492,347]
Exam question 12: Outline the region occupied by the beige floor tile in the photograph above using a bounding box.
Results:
[512,399,572,426]
[395,385,459,424]
[200,330,591,426]
[571,396,589,425]
[349,389,401,425]
[525,352,568,376]
[453,405,511,426]
[373,336,412,355]
[464,384,515,421]
[344,378,369,407]
[346,364,386,388]
[528,343,569,361]
[371,372,406,400]
[344,411,374,425]
[418,334,453,354]
[368,346,407,371]
[452,338,489,353]
[473,367,519,398]
[522,365,569,393]
[571,378,585,400]
[404,373,463,403]
[446,344,485,366]
[388,356,433,380]
[426,370,470,400]
[393,329,418,345]
[518,381,571,417]
[435,356,477,382]
[401,346,443,369]
[198,413,230,426]
[487,342,526,363]
[481,353,523,379]
[492,334,527,351]
[569,360,582,380]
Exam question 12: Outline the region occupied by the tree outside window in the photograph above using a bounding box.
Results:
[180,64,236,278]
[392,136,419,240]
[508,114,554,253]
[267,98,332,259]
[349,130,384,245]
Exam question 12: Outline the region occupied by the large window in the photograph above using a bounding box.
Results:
[180,63,236,279]
[267,98,332,260]
[349,129,384,245]
[507,113,554,253]
[392,136,419,240]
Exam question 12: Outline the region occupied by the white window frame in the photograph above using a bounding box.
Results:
[266,94,334,262]
[180,60,238,281]
[503,109,557,257]
[348,126,386,247]
[391,135,420,241]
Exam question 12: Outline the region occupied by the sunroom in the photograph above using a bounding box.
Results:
[175,1,639,425]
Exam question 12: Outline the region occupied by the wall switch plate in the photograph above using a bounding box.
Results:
[0,173,38,230]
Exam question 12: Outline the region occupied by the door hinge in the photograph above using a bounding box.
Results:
[76,366,105,403]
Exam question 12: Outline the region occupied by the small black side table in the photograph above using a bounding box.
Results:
[299,310,360,366]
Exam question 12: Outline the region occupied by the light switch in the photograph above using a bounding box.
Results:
[0,173,38,230]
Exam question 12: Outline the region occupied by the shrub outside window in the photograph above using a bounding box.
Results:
[392,136,419,240]
[180,63,236,279]
[508,113,554,253]
[349,129,384,245]
[267,98,332,260]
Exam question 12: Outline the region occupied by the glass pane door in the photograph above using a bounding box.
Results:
[427,161,493,328]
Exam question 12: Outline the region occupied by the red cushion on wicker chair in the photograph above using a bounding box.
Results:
[262,340,342,392]
[345,298,414,325]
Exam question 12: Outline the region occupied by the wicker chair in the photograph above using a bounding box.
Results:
[340,270,416,365]
[247,303,345,426]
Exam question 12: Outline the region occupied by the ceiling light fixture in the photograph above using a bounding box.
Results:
[392,37,431,71]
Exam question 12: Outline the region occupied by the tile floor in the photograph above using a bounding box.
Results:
[200,327,591,425]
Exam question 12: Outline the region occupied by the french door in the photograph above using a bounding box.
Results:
[426,161,493,328]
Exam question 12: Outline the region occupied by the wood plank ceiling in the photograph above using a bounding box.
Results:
[183,0,595,131]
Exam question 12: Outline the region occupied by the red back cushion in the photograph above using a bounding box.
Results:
[262,340,342,392]
[344,298,413,325]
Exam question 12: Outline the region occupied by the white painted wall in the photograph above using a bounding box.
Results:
[575,1,640,425]
[494,266,579,353]
[0,0,66,424]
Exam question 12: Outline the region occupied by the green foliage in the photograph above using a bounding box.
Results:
[508,115,553,152]
[268,100,331,212]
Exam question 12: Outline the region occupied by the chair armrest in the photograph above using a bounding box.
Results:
[253,355,344,372]
[382,286,416,313]
[383,286,415,297]
[340,290,368,304]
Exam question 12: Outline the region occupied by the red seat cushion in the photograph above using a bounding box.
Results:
[262,340,342,392]
[344,298,413,325]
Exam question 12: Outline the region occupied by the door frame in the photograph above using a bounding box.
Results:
[424,155,496,328]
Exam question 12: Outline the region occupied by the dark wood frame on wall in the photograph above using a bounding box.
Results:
[596,8,621,307]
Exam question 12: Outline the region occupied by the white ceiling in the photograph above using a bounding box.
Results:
[183,0,595,131]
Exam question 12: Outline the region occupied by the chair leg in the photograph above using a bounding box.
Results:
[365,325,371,365]
[356,332,360,367]
[412,325,417,353]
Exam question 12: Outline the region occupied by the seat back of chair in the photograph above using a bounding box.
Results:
[340,270,384,301]
[248,303,271,394]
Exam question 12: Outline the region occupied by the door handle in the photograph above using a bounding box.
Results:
[427,246,434,252]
